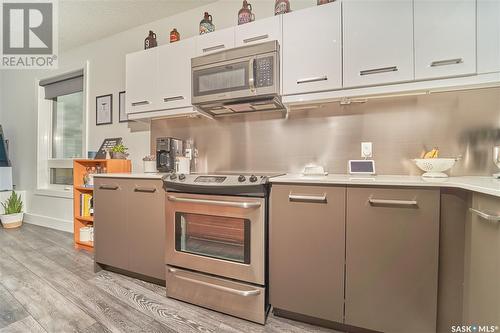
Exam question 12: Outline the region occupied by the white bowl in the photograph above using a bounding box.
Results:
[413,158,458,178]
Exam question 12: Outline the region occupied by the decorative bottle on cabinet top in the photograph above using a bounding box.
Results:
[317,0,334,5]
[274,0,291,15]
[170,28,180,43]
[199,12,215,35]
[238,0,255,25]
[144,30,157,49]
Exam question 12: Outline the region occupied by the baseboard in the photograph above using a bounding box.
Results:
[23,213,73,233]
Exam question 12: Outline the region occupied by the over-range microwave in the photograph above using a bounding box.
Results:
[191,40,284,117]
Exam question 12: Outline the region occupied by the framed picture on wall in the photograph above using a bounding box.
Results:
[96,94,113,125]
[119,91,128,123]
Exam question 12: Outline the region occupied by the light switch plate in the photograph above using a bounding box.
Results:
[361,142,373,158]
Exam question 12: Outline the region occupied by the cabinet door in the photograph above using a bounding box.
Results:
[125,48,159,114]
[158,39,196,112]
[343,0,414,88]
[126,180,165,280]
[235,16,281,47]
[414,0,476,80]
[346,187,440,333]
[195,28,235,56]
[477,0,500,74]
[270,185,345,323]
[465,193,500,324]
[282,2,342,95]
[94,179,129,270]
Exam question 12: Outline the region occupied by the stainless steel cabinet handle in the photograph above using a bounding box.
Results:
[167,195,261,209]
[203,44,225,53]
[99,185,119,190]
[131,101,151,107]
[163,96,185,103]
[168,268,261,297]
[289,193,327,203]
[430,58,463,67]
[368,198,418,206]
[470,208,500,222]
[297,76,328,84]
[243,34,269,44]
[134,187,157,193]
[360,66,398,76]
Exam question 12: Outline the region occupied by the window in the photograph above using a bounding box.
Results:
[38,69,86,191]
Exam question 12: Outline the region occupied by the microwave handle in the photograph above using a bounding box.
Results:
[249,57,256,92]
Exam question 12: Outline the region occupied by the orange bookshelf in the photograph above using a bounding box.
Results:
[73,159,131,252]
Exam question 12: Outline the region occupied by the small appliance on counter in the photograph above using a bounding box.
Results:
[493,146,500,178]
[156,137,184,173]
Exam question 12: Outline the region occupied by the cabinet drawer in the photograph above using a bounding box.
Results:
[195,28,235,56]
[345,187,440,333]
[270,185,345,323]
[235,16,281,47]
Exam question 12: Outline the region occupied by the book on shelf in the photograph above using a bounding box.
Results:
[80,193,94,217]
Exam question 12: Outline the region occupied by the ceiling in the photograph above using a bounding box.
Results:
[59,0,217,52]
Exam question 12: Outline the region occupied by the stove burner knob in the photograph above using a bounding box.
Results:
[169,174,177,180]
[179,174,186,181]
[238,175,246,182]
[249,175,258,183]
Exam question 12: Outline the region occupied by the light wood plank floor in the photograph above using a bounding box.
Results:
[0,223,340,333]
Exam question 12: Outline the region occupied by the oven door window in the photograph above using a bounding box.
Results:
[175,212,251,264]
[193,61,250,97]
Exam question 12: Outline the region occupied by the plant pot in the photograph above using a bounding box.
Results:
[0,212,24,229]
[110,152,128,160]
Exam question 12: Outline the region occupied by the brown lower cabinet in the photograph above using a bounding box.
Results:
[94,177,165,280]
[345,187,440,333]
[464,193,500,325]
[270,185,346,323]
[270,184,440,333]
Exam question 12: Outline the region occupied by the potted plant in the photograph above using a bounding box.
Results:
[110,144,129,159]
[1,191,24,229]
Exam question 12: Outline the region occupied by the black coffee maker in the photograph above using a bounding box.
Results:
[156,137,183,173]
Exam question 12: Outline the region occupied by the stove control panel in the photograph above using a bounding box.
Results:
[164,174,269,186]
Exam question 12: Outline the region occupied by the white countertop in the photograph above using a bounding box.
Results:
[93,173,166,179]
[270,174,500,198]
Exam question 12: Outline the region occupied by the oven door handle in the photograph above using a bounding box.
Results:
[168,268,261,297]
[167,195,261,209]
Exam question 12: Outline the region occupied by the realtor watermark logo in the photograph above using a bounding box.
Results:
[451,325,499,332]
[0,0,58,69]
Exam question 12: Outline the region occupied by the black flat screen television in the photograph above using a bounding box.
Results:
[0,125,11,167]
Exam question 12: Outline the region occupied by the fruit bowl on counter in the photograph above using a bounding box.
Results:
[413,158,459,178]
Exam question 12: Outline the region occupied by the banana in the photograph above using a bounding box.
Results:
[423,148,439,159]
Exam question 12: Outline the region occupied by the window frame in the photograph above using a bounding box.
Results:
[37,63,89,194]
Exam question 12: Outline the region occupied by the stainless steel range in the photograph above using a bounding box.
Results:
[163,173,278,324]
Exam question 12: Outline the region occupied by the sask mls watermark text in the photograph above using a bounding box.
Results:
[1,0,58,69]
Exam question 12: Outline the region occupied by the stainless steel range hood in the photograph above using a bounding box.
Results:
[191,41,284,118]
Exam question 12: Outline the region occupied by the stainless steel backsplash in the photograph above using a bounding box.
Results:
[151,87,500,176]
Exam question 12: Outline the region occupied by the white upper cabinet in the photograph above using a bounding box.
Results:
[477,0,500,74]
[414,0,476,80]
[235,16,282,47]
[158,39,196,111]
[343,0,414,88]
[125,47,159,114]
[195,27,235,56]
[282,2,342,95]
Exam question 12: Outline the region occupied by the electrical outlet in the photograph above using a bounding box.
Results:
[361,142,373,158]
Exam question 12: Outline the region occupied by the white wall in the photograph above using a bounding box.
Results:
[0,0,316,231]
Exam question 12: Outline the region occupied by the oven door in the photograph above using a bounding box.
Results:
[166,192,265,285]
[191,51,278,105]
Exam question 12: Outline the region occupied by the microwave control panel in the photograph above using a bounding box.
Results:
[255,56,274,88]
